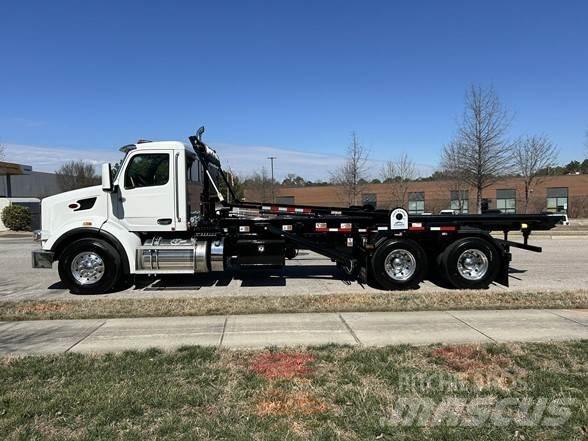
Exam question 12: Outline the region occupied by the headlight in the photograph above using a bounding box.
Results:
[32,230,42,241]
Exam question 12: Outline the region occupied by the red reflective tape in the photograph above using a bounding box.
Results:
[408,226,426,232]
[440,226,457,232]
[286,207,296,213]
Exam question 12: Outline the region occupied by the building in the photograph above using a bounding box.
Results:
[273,174,588,218]
[0,169,62,198]
[0,161,53,230]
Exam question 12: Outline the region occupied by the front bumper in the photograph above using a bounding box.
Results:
[32,250,54,269]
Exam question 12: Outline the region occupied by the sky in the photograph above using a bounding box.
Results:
[1,0,587,180]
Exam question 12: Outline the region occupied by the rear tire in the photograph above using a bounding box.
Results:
[439,236,500,289]
[370,239,426,290]
[58,238,122,294]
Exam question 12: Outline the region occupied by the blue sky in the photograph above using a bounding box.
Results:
[1,0,587,179]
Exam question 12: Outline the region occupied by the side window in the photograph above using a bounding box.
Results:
[124,154,170,189]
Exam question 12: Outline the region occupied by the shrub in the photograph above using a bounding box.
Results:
[1,204,32,231]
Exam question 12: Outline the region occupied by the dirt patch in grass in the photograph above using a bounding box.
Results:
[250,352,316,380]
[255,387,329,416]
[431,345,527,390]
[431,345,508,372]
[15,302,68,314]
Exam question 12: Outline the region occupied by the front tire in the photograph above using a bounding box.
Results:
[439,236,500,289]
[58,238,122,294]
[370,239,426,290]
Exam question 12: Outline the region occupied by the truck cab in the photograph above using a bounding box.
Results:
[33,139,201,292]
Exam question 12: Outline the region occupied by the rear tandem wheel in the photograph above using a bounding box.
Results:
[438,236,501,289]
[370,239,427,290]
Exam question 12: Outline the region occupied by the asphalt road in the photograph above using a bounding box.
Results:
[1,309,586,355]
[1,236,587,302]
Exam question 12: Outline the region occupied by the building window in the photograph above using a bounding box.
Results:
[450,190,469,213]
[408,192,425,214]
[546,187,568,213]
[496,189,516,214]
[362,193,377,208]
[276,196,295,205]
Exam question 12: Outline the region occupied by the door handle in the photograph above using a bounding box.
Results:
[157,218,172,225]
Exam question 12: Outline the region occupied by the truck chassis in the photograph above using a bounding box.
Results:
[33,128,567,294]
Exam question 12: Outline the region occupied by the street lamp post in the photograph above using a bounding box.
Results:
[267,156,276,203]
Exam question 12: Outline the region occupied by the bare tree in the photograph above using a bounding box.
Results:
[218,168,245,202]
[513,135,559,213]
[0,143,5,160]
[330,132,369,206]
[55,160,100,192]
[282,174,306,187]
[441,140,470,213]
[380,153,417,208]
[242,167,272,202]
[442,85,514,213]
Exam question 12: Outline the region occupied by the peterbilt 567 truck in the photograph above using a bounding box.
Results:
[32,127,567,294]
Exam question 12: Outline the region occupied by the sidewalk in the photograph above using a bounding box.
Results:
[1,309,586,355]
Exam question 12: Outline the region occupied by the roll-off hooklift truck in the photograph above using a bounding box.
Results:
[32,127,567,294]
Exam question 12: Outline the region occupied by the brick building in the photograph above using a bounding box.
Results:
[272,174,588,218]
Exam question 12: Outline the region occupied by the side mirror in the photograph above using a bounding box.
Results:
[101,163,113,192]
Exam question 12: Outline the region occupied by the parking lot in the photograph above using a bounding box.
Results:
[1,236,587,302]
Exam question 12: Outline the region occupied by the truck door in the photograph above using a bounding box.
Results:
[115,151,176,231]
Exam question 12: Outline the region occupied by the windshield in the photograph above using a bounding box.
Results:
[110,154,127,181]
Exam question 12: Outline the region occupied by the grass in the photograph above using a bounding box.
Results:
[0,289,586,321]
[0,341,586,440]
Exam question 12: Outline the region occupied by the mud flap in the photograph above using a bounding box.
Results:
[495,250,511,287]
[358,254,370,284]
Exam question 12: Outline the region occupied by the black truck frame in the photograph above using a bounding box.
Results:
[188,128,567,290]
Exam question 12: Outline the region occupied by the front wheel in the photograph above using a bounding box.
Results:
[370,239,427,290]
[439,237,501,289]
[58,238,122,294]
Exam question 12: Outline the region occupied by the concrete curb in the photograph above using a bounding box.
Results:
[0,231,33,239]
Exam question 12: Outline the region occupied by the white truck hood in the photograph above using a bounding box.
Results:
[41,185,108,241]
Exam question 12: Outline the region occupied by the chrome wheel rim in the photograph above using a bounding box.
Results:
[457,249,489,281]
[71,252,105,285]
[384,249,416,281]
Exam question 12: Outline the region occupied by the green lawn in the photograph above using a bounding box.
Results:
[1,289,587,321]
[1,341,586,440]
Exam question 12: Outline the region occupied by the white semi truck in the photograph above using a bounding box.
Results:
[32,127,567,294]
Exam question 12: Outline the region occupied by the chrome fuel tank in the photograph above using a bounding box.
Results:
[135,237,224,274]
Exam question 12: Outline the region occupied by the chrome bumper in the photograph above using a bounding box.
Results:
[32,250,54,269]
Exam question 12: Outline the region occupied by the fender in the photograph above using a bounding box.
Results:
[50,226,134,275]
[99,220,142,273]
